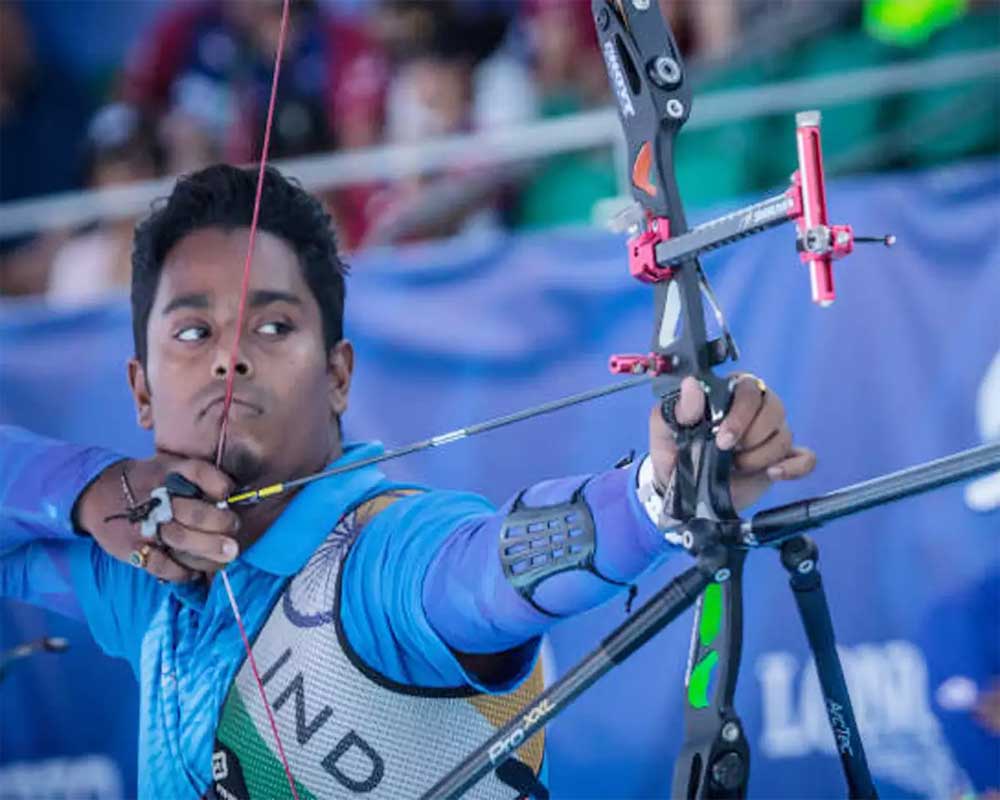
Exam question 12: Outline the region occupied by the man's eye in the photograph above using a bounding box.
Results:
[257,321,292,336]
[175,326,209,342]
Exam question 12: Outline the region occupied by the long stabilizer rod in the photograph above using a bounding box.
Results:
[746,442,1000,546]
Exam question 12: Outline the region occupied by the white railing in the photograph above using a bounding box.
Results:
[0,48,997,239]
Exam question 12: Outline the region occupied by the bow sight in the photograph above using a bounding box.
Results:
[423,2,999,799]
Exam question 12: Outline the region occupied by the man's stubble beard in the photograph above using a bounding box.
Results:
[219,440,268,490]
[143,375,269,488]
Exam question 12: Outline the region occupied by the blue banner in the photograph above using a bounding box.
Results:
[1,159,998,798]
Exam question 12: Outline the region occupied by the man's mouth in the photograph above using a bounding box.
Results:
[198,396,264,420]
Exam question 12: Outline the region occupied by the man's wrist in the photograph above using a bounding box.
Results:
[635,455,683,543]
[635,455,665,522]
[71,457,129,537]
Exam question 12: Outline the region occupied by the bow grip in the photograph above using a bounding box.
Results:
[660,390,739,526]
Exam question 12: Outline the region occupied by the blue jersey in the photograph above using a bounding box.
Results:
[0,429,534,796]
[1,425,664,796]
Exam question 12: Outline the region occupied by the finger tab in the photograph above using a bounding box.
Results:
[165,472,204,499]
[181,462,234,501]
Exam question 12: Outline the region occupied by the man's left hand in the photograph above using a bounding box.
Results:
[649,374,816,511]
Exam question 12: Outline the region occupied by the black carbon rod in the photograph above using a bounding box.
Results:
[747,442,1000,546]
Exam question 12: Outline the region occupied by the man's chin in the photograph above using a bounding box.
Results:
[219,441,268,489]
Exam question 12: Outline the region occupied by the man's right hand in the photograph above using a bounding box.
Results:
[74,456,241,582]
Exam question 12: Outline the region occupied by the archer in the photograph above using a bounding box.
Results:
[0,164,814,798]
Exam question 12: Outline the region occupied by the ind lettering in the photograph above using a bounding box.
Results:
[271,673,333,746]
[260,648,292,686]
[322,731,384,793]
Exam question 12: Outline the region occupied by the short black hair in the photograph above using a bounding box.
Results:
[130,164,347,364]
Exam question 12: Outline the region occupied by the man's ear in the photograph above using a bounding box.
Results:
[127,358,154,430]
[328,339,354,418]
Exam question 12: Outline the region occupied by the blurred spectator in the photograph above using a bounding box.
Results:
[46,104,165,308]
[525,0,607,112]
[122,0,386,164]
[513,0,615,229]
[362,1,535,245]
[121,0,389,247]
[370,0,533,138]
[0,2,91,296]
[515,0,744,229]
[661,0,740,63]
[3,0,992,271]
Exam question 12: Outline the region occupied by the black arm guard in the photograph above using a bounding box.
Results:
[499,482,632,617]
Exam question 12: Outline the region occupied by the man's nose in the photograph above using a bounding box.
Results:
[211,344,253,380]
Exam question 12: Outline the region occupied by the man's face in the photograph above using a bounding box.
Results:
[128,227,352,489]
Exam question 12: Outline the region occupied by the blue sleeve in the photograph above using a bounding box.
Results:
[340,489,538,693]
[423,461,671,652]
[0,425,164,672]
[66,540,169,674]
[0,425,124,550]
[340,463,672,695]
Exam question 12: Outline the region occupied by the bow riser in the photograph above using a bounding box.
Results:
[595,1,738,417]
[594,3,748,796]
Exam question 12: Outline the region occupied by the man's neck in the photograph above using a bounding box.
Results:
[235,490,296,552]
[196,437,344,581]
[218,441,344,570]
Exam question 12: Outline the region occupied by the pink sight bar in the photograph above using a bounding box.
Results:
[792,110,849,306]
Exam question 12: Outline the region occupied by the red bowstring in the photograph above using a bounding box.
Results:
[213,1,300,798]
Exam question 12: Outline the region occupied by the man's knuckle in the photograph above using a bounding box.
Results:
[162,525,187,548]
[201,510,224,532]
[145,553,166,576]
[189,506,207,527]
